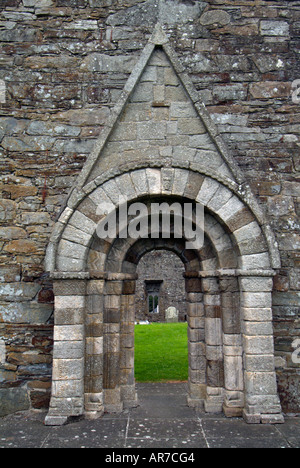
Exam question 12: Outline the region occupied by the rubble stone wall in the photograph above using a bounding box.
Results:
[0,0,299,415]
[135,250,187,322]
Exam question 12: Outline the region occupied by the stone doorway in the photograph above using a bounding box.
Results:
[45,187,284,425]
[44,26,284,425]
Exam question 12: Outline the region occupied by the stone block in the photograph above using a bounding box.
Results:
[0,282,41,302]
[58,239,87,260]
[146,168,161,194]
[216,196,247,223]
[246,394,282,414]
[104,309,121,324]
[0,386,30,417]
[212,84,248,102]
[188,327,205,343]
[4,239,38,255]
[0,227,27,240]
[0,302,53,325]
[205,318,222,346]
[188,382,207,400]
[245,371,278,396]
[53,280,87,296]
[223,344,242,357]
[206,345,222,361]
[234,221,262,244]
[54,308,85,326]
[52,358,84,380]
[188,316,205,329]
[243,335,274,355]
[187,302,204,317]
[116,173,136,199]
[104,295,120,310]
[196,177,220,206]
[206,360,224,388]
[242,321,273,336]
[244,354,275,372]
[131,82,153,103]
[239,277,273,292]
[87,280,105,296]
[241,307,272,322]
[172,168,189,195]
[249,81,291,99]
[137,121,166,140]
[239,252,271,270]
[200,9,231,26]
[206,186,233,213]
[55,295,85,310]
[241,292,272,309]
[52,379,83,398]
[53,341,84,359]
[49,396,83,416]
[69,210,97,235]
[170,102,197,119]
[80,53,137,73]
[186,293,203,303]
[54,325,84,342]
[130,169,149,196]
[224,355,244,391]
[62,225,91,247]
[260,20,289,36]
[222,333,240,345]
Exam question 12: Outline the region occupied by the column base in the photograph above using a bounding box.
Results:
[44,414,69,426]
[243,410,285,424]
[187,396,204,409]
[204,400,223,413]
[223,404,243,418]
[84,410,104,420]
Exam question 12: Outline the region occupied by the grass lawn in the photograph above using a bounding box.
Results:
[134,322,188,382]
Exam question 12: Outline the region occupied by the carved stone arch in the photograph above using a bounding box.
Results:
[45,26,283,425]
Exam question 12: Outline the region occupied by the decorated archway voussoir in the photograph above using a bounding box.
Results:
[51,167,279,274]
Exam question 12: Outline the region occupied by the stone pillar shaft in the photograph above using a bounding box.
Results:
[45,278,87,426]
[240,276,284,424]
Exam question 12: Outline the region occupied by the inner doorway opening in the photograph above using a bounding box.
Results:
[135,250,187,323]
[134,250,188,385]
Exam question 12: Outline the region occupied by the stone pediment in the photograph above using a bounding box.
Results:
[74,24,245,193]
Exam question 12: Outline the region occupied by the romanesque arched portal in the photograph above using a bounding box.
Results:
[44,25,284,425]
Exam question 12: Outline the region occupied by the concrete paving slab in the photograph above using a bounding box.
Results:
[0,383,299,449]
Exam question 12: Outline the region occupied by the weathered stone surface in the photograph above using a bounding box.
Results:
[0,0,297,420]
[4,239,39,255]
[249,82,291,99]
[260,21,289,37]
[0,387,30,417]
[80,54,137,73]
[200,10,231,27]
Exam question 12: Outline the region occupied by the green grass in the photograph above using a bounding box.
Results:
[134,322,188,382]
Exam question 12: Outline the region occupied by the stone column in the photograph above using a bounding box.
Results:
[84,279,105,419]
[202,276,224,413]
[120,279,138,408]
[103,278,122,413]
[45,274,88,426]
[220,276,244,417]
[186,276,206,408]
[240,275,284,424]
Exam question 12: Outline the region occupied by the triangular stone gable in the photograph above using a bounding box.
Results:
[87,47,235,185]
[76,24,245,192]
